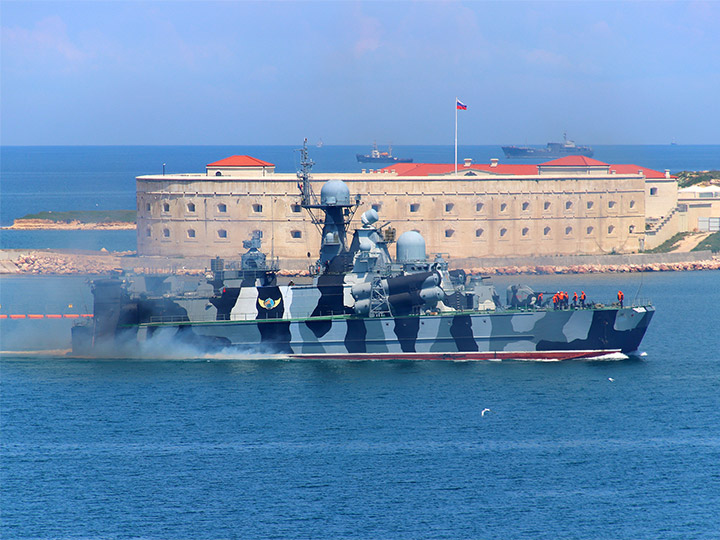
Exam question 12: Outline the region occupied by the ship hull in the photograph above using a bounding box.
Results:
[108,306,653,360]
[356,154,413,163]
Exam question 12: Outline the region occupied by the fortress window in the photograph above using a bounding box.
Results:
[544,201,551,210]
[217,229,228,239]
[146,203,151,211]
[500,203,507,212]
[475,228,484,237]
[543,226,551,236]
[629,225,636,233]
[291,204,302,213]
[187,229,196,238]
[371,203,382,212]
[252,204,263,213]
[215,171,222,176]
[253,230,263,238]
[565,226,573,235]
[162,202,170,212]
[650,187,658,196]
[522,202,529,211]
[445,229,455,238]
[587,201,594,209]
[476,202,484,211]
[522,227,529,236]
[445,203,454,212]
[608,200,616,209]
[163,228,170,238]
[500,228,507,237]
[218,203,227,213]
[146,228,151,237]
[608,225,615,234]
[187,202,196,213]
[565,201,573,210]
[410,203,420,213]
[587,226,594,235]
[291,230,302,239]
[630,200,636,209]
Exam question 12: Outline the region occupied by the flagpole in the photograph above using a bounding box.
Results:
[454,97,458,176]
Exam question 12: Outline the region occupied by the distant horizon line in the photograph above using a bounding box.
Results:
[2,143,719,148]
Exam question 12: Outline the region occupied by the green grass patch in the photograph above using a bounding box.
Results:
[644,232,691,253]
[19,210,136,223]
[692,231,720,253]
[676,170,720,188]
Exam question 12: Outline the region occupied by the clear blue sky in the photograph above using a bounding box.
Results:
[2,1,718,145]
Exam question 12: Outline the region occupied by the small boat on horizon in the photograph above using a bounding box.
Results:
[356,142,413,164]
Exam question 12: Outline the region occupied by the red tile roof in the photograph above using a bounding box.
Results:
[540,156,609,167]
[207,155,274,168]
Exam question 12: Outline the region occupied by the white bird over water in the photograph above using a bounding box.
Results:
[608,378,615,382]
[481,408,491,417]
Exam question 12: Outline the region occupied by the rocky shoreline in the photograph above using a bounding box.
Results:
[1,250,718,276]
[3,219,136,231]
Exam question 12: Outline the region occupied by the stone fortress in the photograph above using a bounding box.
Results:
[136,153,717,268]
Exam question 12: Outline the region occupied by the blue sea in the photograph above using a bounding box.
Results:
[1,145,720,539]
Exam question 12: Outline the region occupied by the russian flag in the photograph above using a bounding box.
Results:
[456,99,467,110]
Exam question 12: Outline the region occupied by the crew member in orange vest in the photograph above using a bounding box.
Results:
[537,292,543,307]
[580,291,586,308]
[572,292,578,308]
[553,293,559,310]
[617,290,624,308]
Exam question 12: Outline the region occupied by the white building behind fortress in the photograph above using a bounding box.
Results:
[136,154,684,266]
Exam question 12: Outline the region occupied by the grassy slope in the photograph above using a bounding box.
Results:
[692,232,720,253]
[18,210,136,223]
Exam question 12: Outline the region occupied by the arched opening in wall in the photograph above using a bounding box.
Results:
[586,226,594,235]
[187,229,196,238]
[522,202,529,211]
[146,202,151,211]
[522,227,529,236]
[629,225,636,233]
[543,226,551,236]
[544,201,551,211]
[291,204,302,213]
[500,203,507,212]
[218,229,228,239]
[163,228,170,238]
[162,202,170,212]
[608,200,616,209]
[215,171,222,176]
[445,203,454,212]
[565,226,573,235]
[410,203,420,213]
[500,228,507,237]
[217,203,227,213]
[291,230,302,239]
[187,202,196,213]
[475,228,484,237]
[146,228,151,237]
[608,225,615,234]
[565,201,573,210]
[445,229,455,238]
[476,202,484,212]
[587,201,594,209]
[630,200,636,209]
[464,171,477,176]
[252,204,263,213]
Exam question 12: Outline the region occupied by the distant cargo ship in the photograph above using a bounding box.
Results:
[357,142,413,164]
[502,133,593,159]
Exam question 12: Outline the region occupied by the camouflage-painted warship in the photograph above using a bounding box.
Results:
[72,143,653,360]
